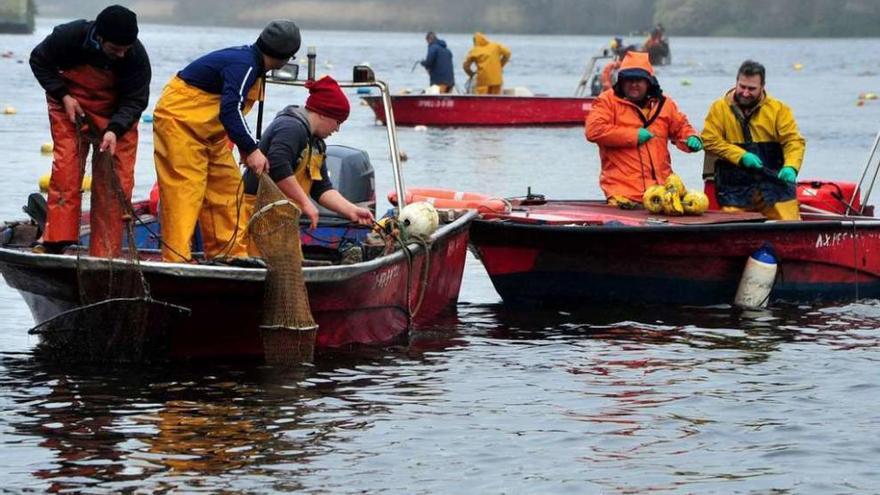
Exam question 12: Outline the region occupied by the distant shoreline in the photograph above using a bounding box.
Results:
[33,0,880,38]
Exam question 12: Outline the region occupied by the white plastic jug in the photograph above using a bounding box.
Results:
[734,243,777,308]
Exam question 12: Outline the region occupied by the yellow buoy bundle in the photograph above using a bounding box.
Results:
[642,173,709,216]
[682,189,709,215]
[643,184,666,214]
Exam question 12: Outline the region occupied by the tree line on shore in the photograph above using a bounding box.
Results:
[37,0,880,37]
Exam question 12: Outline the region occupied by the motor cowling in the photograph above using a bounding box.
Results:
[315,145,376,225]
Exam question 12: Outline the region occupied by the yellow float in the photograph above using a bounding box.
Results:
[642,184,666,213]
[38,173,91,193]
[682,189,709,215]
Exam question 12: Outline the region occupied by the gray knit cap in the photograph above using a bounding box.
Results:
[256,20,301,60]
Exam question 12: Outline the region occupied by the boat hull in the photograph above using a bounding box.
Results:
[362,94,594,126]
[0,212,474,361]
[470,202,880,306]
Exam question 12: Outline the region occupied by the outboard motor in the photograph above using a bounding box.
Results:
[313,145,376,225]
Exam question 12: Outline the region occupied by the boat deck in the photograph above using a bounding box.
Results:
[483,200,767,226]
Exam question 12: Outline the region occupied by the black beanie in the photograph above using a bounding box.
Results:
[95,5,138,45]
[256,20,301,60]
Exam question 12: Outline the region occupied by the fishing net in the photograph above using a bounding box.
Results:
[248,173,317,365]
[29,120,190,363]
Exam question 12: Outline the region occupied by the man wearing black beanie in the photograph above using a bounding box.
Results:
[29,5,151,257]
[153,20,300,263]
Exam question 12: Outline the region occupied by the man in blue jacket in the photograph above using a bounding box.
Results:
[420,32,454,93]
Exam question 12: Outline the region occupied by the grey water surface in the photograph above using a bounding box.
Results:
[1,20,879,494]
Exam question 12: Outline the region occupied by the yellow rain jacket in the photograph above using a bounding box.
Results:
[702,88,805,219]
[462,32,511,90]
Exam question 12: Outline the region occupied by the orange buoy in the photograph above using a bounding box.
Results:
[388,187,509,213]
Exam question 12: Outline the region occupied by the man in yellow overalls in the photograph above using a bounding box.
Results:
[462,32,510,95]
[241,76,373,253]
[153,20,300,262]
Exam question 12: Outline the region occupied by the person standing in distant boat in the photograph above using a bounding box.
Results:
[701,60,805,220]
[585,51,702,207]
[420,31,454,93]
[462,32,510,95]
[29,5,151,256]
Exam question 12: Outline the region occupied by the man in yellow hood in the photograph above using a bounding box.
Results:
[462,32,510,94]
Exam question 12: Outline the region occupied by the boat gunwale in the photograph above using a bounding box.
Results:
[362,94,595,102]
[471,214,880,237]
[0,211,477,283]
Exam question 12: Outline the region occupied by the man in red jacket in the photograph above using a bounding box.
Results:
[30,5,151,256]
[586,51,701,207]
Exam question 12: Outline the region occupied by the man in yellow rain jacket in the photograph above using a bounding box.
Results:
[701,60,805,220]
[153,20,300,262]
[462,32,510,95]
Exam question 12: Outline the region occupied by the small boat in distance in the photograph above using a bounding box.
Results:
[362,92,595,127]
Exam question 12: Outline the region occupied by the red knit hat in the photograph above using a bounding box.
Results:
[305,76,350,122]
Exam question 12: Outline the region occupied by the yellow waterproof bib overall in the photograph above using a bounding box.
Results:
[153,76,261,261]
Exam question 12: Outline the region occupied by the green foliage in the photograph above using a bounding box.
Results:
[656,0,880,37]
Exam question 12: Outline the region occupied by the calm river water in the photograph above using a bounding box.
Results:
[1,19,879,494]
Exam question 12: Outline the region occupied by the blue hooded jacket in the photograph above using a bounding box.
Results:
[421,39,455,87]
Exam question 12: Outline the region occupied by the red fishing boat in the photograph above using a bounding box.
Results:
[0,201,474,359]
[362,93,595,127]
[466,124,880,307]
[469,196,880,306]
[0,62,476,362]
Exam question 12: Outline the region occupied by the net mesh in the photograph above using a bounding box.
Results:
[30,125,190,363]
[248,173,317,365]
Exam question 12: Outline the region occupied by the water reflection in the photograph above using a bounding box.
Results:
[0,321,486,493]
[458,299,880,353]
[2,297,878,492]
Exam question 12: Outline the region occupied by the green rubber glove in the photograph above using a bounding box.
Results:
[739,152,763,169]
[686,136,703,152]
[637,128,654,145]
[777,166,798,183]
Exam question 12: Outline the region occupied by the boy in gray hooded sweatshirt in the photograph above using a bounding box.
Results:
[243,76,373,229]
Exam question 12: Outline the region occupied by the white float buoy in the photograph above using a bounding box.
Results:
[414,125,427,132]
[399,202,439,238]
[734,243,777,308]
